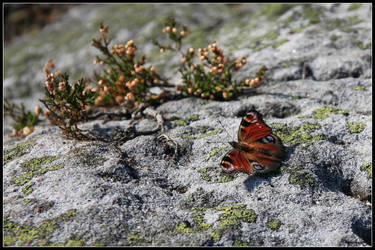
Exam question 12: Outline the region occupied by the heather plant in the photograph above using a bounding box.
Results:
[4,99,43,137]
[39,60,97,139]
[91,23,170,109]
[6,17,268,140]
[153,17,267,100]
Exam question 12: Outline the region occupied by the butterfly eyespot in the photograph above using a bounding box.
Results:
[262,135,275,143]
[221,156,236,173]
[252,163,264,171]
[221,164,235,173]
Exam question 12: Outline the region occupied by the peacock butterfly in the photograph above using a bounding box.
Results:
[220,110,285,174]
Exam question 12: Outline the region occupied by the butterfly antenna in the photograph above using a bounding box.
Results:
[217,119,234,141]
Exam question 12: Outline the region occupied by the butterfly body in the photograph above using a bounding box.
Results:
[220,110,285,174]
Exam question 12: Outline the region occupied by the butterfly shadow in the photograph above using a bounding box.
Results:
[243,171,282,192]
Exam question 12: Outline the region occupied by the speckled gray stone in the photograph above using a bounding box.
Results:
[3,3,371,247]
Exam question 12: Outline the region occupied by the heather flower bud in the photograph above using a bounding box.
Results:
[125,92,135,102]
[222,91,229,99]
[23,126,32,136]
[34,105,41,116]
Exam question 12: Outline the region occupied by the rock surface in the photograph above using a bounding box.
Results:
[3,3,372,246]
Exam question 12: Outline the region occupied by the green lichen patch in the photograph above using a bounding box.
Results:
[281,59,298,68]
[175,222,196,234]
[11,156,63,186]
[22,182,35,196]
[283,15,295,27]
[272,122,324,147]
[290,26,306,34]
[312,107,349,119]
[216,205,256,230]
[266,30,280,41]
[281,165,315,189]
[234,239,249,246]
[20,156,61,171]
[3,141,36,165]
[273,39,289,48]
[289,170,315,189]
[348,3,362,11]
[355,86,367,91]
[197,125,211,134]
[65,239,85,247]
[199,128,223,139]
[312,134,327,141]
[187,187,204,203]
[354,40,371,50]
[301,5,323,24]
[198,166,234,183]
[348,122,366,133]
[360,163,372,179]
[330,34,341,41]
[173,114,200,127]
[267,219,281,231]
[205,147,228,161]
[209,230,222,242]
[91,241,106,246]
[127,234,149,246]
[249,43,270,52]
[173,119,188,127]
[174,134,197,140]
[173,128,223,140]
[346,15,362,26]
[4,209,78,246]
[186,114,200,122]
[248,30,283,51]
[280,165,304,173]
[192,210,212,231]
[198,167,211,181]
[256,4,295,21]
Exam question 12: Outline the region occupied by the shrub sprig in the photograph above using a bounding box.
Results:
[4,99,43,137]
[39,61,97,139]
[153,17,267,100]
[6,17,269,140]
[91,23,169,108]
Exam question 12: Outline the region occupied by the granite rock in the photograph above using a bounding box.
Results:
[3,3,372,246]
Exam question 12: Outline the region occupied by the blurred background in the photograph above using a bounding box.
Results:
[4,4,77,44]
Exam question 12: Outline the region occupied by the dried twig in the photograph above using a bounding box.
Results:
[157,133,179,157]
[143,107,165,132]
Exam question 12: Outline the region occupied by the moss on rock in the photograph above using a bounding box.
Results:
[216,205,256,230]
[360,163,372,179]
[11,156,63,187]
[127,234,149,246]
[267,219,281,231]
[3,141,36,165]
[272,122,325,147]
[312,107,349,119]
[175,222,196,233]
[193,210,212,231]
[348,122,365,133]
[197,166,234,183]
[4,209,78,246]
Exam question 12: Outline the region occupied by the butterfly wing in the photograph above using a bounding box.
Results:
[238,110,271,142]
[221,110,286,174]
[220,149,258,174]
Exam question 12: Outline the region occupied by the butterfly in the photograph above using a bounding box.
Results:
[220,110,285,174]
